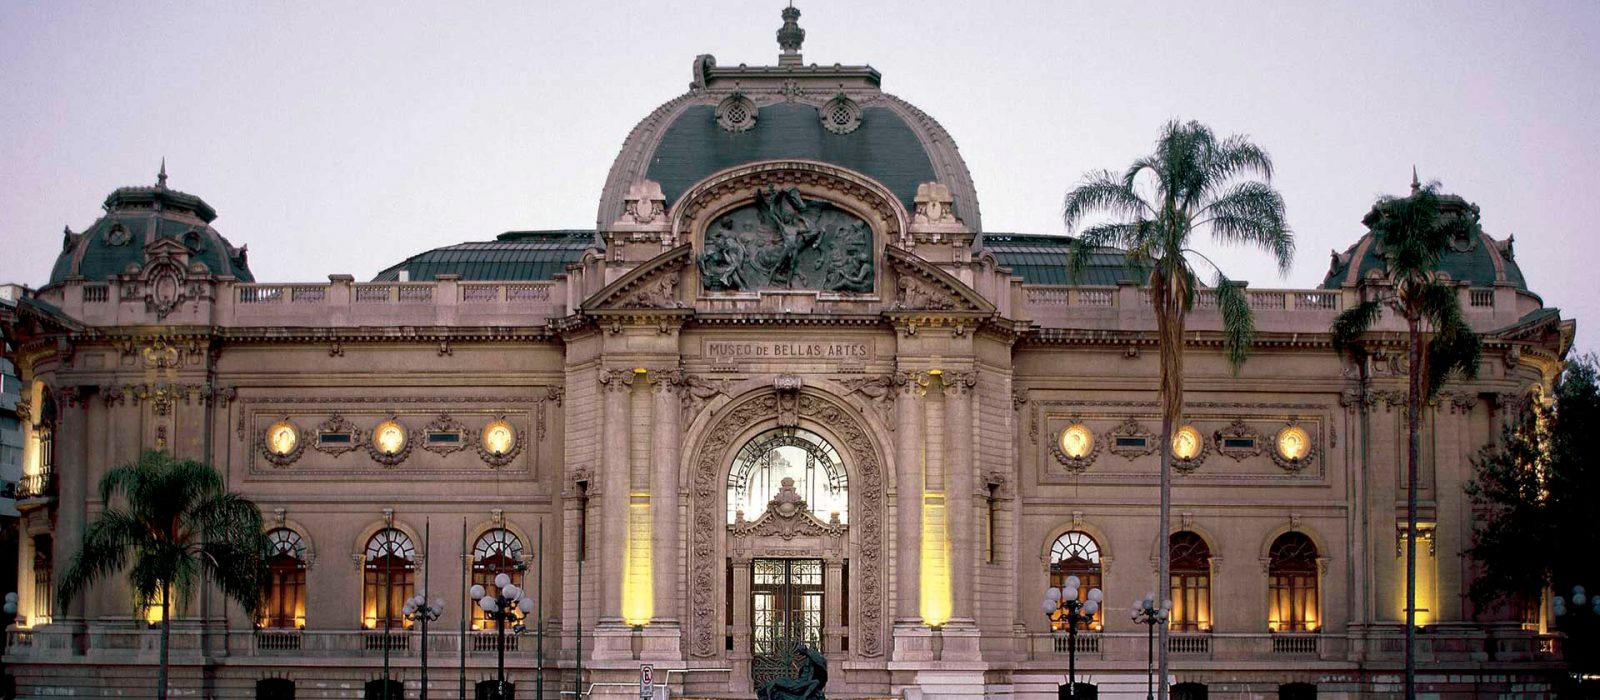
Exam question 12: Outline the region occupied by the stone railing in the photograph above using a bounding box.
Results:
[227,277,563,329]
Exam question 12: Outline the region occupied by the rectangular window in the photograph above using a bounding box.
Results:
[1268,572,1319,632]
[1170,572,1211,632]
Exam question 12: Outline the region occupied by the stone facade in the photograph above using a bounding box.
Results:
[0,10,1579,700]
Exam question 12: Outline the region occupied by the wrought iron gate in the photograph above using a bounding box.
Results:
[751,558,824,687]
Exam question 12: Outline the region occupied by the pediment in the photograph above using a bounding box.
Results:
[729,505,847,541]
[581,244,693,312]
[883,245,995,315]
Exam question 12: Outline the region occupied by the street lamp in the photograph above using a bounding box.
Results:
[1129,593,1172,700]
[472,572,534,700]
[402,593,446,700]
[2,592,16,700]
[1042,576,1102,699]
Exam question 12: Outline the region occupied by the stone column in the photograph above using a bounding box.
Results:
[52,387,89,622]
[599,369,634,622]
[944,372,976,623]
[650,371,682,623]
[825,559,843,654]
[894,372,925,622]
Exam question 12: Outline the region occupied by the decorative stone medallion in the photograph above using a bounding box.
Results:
[260,418,305,466]
[1106,417,1158,459]
[1212,419,1265,461]
[1171,425,1210,473]
[478,417,523,468]
[367,417,413,466]
[1050,422,1100,472]
[1272,423,1317,472]
[313,413,363,457]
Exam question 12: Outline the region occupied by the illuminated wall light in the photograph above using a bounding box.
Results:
[622,493,654,627]
[919,493,952,627]
[1396,528,1437,627]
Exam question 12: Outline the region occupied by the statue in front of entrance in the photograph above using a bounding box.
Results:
[755,643,827,700]
[696,187,873,293]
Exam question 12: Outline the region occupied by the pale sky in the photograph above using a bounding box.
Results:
[2,2,1595,354]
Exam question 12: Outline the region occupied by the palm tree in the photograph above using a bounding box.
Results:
[1331,177,1482,700]
[1063,119,1292,699]
[58,450,267,700]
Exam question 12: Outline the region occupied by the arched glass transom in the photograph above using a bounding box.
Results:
[1049,531,1101,567]
[473,528,523,563]
[364,528,415,562]
[266,528,307,560]
[727,427,849,524]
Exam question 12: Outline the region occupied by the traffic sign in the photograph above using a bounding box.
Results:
[639,663,655,698]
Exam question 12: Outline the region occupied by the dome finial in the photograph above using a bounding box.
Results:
[157,158,169,189]
[1410,165,1419,195]
[777,3,805,67]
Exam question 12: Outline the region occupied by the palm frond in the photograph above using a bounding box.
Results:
[1197,180,1293,274]
[58,509,145,610]
[1068,222,1149,283]
[1331,300,1384,360]
[1214,274,1255,374]
[1205,134,1275,186]
[1417,280,1482,396]
[1062,170,1149,232]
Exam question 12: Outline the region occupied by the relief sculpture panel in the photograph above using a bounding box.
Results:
[698,186,874,293]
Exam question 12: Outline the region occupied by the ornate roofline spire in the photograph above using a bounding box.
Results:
[1410,165,1420,195]
[777,3,804,67]
[158,158,169,189]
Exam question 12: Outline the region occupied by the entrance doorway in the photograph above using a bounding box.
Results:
[752,558,824,686]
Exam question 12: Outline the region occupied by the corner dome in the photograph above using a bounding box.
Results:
[48,165,253,286]
[596,7,981,232]
[1321,188,1526,291]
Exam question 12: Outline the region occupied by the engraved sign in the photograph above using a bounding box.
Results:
[705,340,871,361]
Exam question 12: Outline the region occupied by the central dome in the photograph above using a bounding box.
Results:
[596,7,981,232]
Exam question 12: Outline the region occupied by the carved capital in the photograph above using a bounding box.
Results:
[599,367,637,393]
[939,370,977,397]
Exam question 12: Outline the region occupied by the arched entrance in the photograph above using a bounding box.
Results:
[687,388,888,674]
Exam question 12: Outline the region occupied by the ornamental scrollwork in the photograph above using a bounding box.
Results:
[420,414,470,456]
[313,413,364,457]
[1212,419,1265,461]
[1106,417,1158,459]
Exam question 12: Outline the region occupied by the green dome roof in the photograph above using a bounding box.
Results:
[48,169,253,286]
[372,230,594,282]
[1321,191,1525,290]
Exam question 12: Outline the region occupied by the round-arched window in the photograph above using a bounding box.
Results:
[726,428,848,524]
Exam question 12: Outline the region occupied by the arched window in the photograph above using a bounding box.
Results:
[1048,531,1103,630]
[471,528,525,631]
[363,528,415,630]
[1169,531,1211,632]
[1268,532,1319,632]
[261,528,307,629]
[1173,682,1209,700]
[726,428,848,524]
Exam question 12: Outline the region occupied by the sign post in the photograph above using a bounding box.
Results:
[639,663,654,699]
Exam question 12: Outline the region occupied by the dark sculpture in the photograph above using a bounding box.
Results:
[755,644,827,700]
[699,187,873,293]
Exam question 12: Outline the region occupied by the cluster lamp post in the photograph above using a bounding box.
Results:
[1129,593,1172,700]
[1042,576,1102,699]
[473,573,534,700]
[402,593,446,700]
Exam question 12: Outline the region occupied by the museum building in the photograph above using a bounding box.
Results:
[0,8,1578,699]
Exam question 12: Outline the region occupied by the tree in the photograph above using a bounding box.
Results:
[57,450,267,700]
[1467,355,1600,678]
[1063,119,1293,699]
[1331,179,1483,700]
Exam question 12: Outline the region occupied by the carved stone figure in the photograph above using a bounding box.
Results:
[697,187,873,292]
